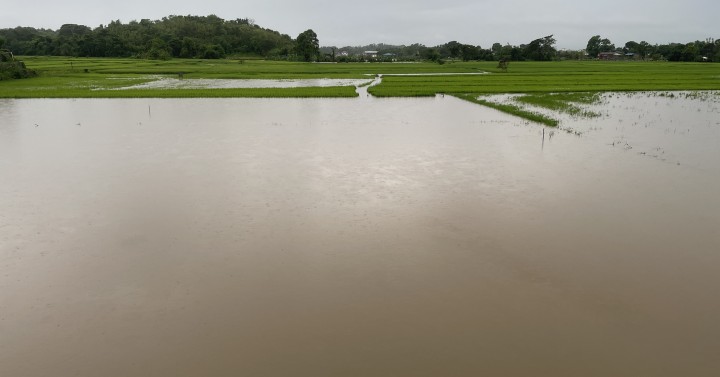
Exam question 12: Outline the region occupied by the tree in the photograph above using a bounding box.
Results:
[638,41,651,60]
[586,35,615,58]
[491,42,502,59]
[460,44,480,61]
[497,58,509,72]
[681,42,700,62]
[295,29,319,62]
[586,35,601,58]
[57,24,91,39]
[423,47,441,62]
[201,44,225,59]
[444,41,462,59]
[624,41,639,53]
[0,15,296,59]
[523,35,556,61]
[498,44,523,61]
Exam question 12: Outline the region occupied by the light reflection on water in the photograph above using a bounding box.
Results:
[109,77,374,90]
[1,94,719,376]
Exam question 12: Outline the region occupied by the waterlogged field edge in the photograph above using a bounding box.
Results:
[3,57,720,123]
[452,93,560,127]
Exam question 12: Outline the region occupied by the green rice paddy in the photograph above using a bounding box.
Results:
[514,92,602,118]
[2,57,719,124]
[368,62,720,96]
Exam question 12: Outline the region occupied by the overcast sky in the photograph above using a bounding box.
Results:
[1,0,717,49]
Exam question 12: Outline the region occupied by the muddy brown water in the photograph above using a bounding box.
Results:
[1,94,719,376]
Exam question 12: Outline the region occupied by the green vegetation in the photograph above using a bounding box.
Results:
[514,92,601,117]
[2,13,717,125]
[295,30,320,62]
[586,35,617,59]
[585,35,720,62]
[0,57,484,98]
[0,16,293,60]
[14,56,482,79]
[4,15,718,63]
[453,94,559,127]
[368,61,720,96]
[0,80,356,99]
[0,48,35,80]
[2,57,719,125]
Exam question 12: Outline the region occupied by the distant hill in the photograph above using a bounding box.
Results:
[0,15,294,59]
[2,16,717,63]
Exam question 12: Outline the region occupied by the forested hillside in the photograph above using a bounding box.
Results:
[2,15,718,63]
[0,15,294,59]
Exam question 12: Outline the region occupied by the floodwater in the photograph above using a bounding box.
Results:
[111,73,487,91]
[113,77,374,90]
[1,93,719,377]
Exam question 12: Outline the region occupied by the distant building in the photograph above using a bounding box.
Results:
[382,53,397,62]
[598,51,623,60]
[363,51,378,58]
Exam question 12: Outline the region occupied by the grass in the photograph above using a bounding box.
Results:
[16,56,482,78]
[3,57,719,124]
[514,92,602,117]
[368,61,720,96]
[3,57,482,98]
[0,74,358,98]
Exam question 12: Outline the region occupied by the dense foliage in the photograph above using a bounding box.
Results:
[322,36,554,63]
[295,29,320,62]
[0,15,294,59]
[3,57,719,98]
[585,35,720,62]
[325,35,719,63]
[1,15,718,63]
[321,42,495,62]
[0,44,36,80]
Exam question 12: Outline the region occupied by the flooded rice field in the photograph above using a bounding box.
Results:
[1,93,719,376]
[111,77,374,90]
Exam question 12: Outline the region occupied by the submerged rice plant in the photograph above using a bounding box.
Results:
[452,93,559,127]
[514,92,602,117]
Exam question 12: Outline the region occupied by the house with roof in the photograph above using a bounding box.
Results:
[598,51,623,60]
[363,51,379,59]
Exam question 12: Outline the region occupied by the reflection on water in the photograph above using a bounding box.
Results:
[110,77,374,90]
[1,94,719,376]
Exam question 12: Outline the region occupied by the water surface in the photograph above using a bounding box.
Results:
[1,94,719,376]
[111,77,373,90]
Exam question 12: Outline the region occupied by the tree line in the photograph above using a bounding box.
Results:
[1,15,718,63]
[0,15,298,60]
[322,36,563,63]
[326,34,718,63]
[585,35,719,62]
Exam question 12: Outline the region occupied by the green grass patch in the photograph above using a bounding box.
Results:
[0,86,357,99]
[3,57,719,99]
[368,61,720,96]
[5,57,486,98]
[515,92,601,117]
[16,56,483,78]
